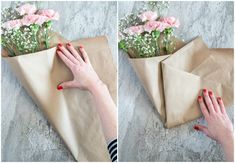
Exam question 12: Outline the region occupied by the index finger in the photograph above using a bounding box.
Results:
[66,43,84,63]
[57,50,74,68]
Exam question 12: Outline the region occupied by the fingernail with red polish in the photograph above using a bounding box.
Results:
[79,45,83,49]
[217,97,222,101]
[203,89,207,93]
[67,43,71,46]
[57,85,63,90]
[198,96,202,100]
[193,125,199,131]
[208,91,212,96]
[58,43,62,47]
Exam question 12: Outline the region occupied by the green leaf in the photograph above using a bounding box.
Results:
[164,27,173,35]
[151,30,160,38]
[44,20,53,28]
[118,40,128,52]
[30,24,40,32]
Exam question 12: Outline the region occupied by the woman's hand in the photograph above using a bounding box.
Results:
[56,42,117,143]
[194,89,234,161]
[56,43,103,92]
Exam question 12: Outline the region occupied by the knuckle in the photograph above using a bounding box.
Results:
[202,107,207,111]
[207,103,213,108]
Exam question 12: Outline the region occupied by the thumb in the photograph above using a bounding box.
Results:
[57,80,75,90]
[194,125,213,138]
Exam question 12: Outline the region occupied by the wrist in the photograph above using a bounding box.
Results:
[220,131,234,149]
[89,79,107,95]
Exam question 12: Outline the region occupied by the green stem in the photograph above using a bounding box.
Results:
[164,34,170,54]
[44,28,49,49]
[4,45,16,57]
[155,36,160,56]
[33,32,39,52]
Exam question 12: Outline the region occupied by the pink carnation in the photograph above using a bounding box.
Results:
[144,21,168,33]
[139,11,158,22]
[37,9,59,20]
[160,17,180,28]
[21,15,49,26]
[16,3,37,15]
[34,15,49,25]
[125,25,144,35]
[2,19,22,30]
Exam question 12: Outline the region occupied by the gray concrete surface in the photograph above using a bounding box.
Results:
[1,1,117,161]
[118,1,234,161]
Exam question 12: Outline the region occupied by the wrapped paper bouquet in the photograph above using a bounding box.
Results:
[1,3,116,161]
[119,9,234,128]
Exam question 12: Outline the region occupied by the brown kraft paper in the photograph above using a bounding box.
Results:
[161,37,233,128]
[127,36,233,128]
[128,38,185,122]
[3,36,117,161]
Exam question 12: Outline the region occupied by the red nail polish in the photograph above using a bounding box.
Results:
[67,43,71,46]
[57,85,63,90]
[217,97,222,101]
[193,126,199,131]
[58,43,62,47]
[203,89,207,93]
[198,96,202,100]
[79,45,83,49]
[208,91,212,96]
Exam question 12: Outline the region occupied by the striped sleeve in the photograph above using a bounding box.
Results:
[107,139,117,162]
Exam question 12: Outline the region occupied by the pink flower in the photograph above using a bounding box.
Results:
[160,17,180,28]
[2,19,22,30]
[125,25,144,35]
[21,15,38,26]
[139,11,158,22]
[34,15,49,25]
[21,15,49,26]
[37,9,59,20]
[16,3,37,15]
[144,21,168,33]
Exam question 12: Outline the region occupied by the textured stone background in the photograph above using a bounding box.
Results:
[118,1,234,161]
[1,1,117,161]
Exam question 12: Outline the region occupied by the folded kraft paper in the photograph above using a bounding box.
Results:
[129,37,233,128]
[3,36,116,161]
[128,38,185,123]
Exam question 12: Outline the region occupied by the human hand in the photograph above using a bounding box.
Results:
[56,43,103,92]
[194,88,234,161]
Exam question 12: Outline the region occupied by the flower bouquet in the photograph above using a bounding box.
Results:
[1,3,116,161]
[119,10,185,123]
[1,3,59,56]
[119,11,183,58]
[119,9,234,128]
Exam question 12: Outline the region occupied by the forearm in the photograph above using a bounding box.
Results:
[90,82,117,143]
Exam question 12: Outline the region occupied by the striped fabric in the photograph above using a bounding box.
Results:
[107,139,117,162]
